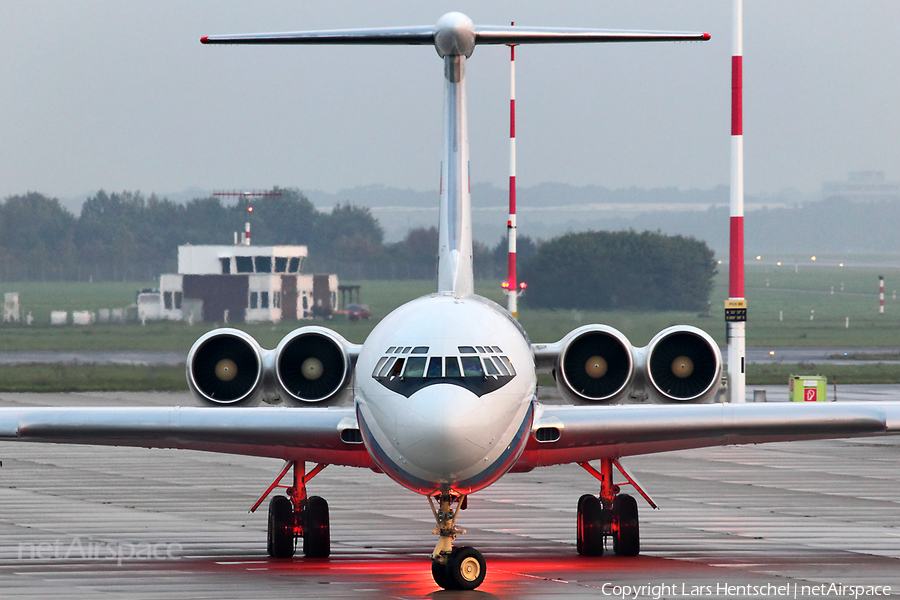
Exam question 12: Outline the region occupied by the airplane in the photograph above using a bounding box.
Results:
[2,12,900,592]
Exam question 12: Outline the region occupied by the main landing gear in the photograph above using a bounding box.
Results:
[576,458,656,557]
[251,461,330,559]
[428,491,486,590]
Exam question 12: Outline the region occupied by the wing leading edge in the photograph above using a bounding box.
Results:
[516,401,900,470]
[0,406,374,468]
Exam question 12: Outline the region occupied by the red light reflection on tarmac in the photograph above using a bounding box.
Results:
[157,549,720,597]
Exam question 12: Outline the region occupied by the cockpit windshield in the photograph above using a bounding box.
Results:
[372,344,516,398]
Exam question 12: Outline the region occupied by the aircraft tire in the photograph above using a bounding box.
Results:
[302,496,330,558]
[431,559,454,590]
[268,495,295,558]
[577,494,604,556]
[447,546,486,590]
[613,494,640,556]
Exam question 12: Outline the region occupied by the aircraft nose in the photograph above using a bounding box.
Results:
[392,384,494,478]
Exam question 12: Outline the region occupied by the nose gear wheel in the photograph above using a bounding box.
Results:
[428,492,487,590]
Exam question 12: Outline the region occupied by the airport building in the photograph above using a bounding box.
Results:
[138,244,338,323]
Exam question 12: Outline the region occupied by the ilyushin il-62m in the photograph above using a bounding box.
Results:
[2,12,899,591]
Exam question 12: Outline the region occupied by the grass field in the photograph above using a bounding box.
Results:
[1,263,899,390]
[0,364,186,392]
[2,264,900,350]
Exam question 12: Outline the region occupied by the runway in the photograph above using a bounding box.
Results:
[0,392,899,599]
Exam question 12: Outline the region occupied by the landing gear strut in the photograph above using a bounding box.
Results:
[252,460,330,559]
[576,458,655,557]
[428,491,486,590]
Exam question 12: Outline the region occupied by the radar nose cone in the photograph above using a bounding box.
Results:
[434,12,475,58]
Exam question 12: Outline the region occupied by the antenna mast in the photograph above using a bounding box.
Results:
[213,189,282,246]
[503,23,526,316]
[727,0,747,403]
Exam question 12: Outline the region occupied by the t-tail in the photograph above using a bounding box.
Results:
[202,12,709,298]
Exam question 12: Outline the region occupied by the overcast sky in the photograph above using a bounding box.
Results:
[1,1,898,202]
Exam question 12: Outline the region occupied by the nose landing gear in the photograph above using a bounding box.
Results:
[576,458,655,557]
[252,460,330,559]
[428,492,486,590]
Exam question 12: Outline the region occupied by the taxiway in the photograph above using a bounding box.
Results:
[0,391,898,599]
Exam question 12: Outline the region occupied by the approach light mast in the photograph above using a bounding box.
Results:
[213,190,282,246]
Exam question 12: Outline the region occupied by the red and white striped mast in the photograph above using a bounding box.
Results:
[505,23,521,317]
[727,0,747,403]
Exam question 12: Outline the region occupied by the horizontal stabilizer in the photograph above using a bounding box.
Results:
[475,27,710,45]
[201,26,435,46]
[202,20,709,49]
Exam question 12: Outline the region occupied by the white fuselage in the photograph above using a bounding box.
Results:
[354,293,536,495]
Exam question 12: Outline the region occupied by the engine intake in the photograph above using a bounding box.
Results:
[646,326,721,403]
[557,325,634,403]
[186,329,264,406]
[275,327,352,404]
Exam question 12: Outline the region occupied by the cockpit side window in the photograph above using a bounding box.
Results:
[445,357,461,378]
[372,357,389,377]
[460,356,484,378]
[388,358,405,378]
[483,357,501,376]
[404,357,427,378]
[458,346,476,354]
[493,357,510,376]
[377,357,397,378]
[498,356,516,377]
[412,346,428,354]
[426,357,442,377]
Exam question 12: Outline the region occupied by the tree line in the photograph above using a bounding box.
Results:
[0,188,715,311]
[0,188,536,283]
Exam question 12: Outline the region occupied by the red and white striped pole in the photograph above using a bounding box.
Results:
[506,24,519,318]
[244,220,251,246]
[728,0,746,403]
[880,276,884,315]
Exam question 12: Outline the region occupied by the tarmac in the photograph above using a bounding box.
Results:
[0,391,899,599]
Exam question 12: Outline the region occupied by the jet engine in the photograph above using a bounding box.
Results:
[186,326,355,407]
[555,325,635,404]
[186,328,266,406]
[644,326,722,404]
[274,326,353,404]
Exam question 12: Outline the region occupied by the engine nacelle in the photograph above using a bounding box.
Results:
[555,325,635,404]
[644,326,722,403]
[186,328,266,406]
[274,326,353,405]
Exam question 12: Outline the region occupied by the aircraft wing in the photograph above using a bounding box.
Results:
[516,401,900,469]
[0,406,375,468]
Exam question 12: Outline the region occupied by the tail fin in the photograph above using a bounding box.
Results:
[202,12,709,297]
